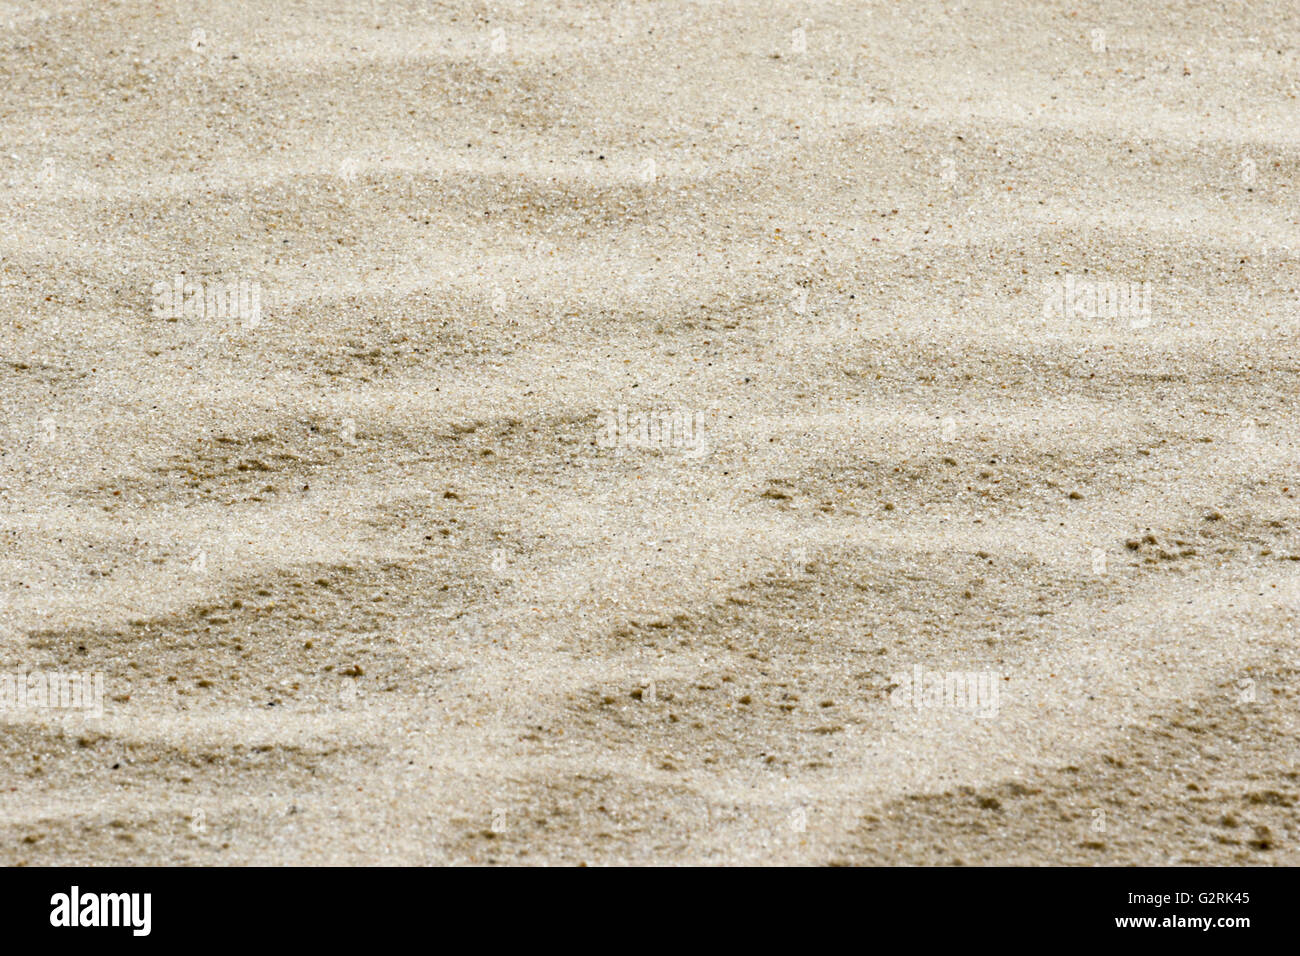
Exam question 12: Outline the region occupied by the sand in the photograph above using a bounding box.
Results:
[1,0,1297,865]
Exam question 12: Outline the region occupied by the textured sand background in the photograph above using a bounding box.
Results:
[1,0,1298,865]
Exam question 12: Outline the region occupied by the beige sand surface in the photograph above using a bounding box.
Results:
[1,0,1297,865]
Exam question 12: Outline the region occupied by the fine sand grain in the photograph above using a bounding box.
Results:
[1,0,1297,865]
